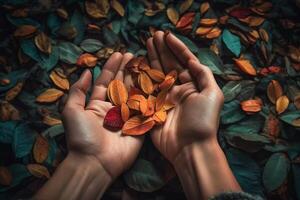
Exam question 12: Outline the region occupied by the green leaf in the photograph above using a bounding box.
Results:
[70,9,85,44]
[226,115,264,134]
[221,100,246,124]
[222,81,242,102]
[0,121,18,143]
[174,33,198,53]
[58,41,83,64]
[126,0,144,25]
[124,159,166,192]
[226,148,264,197]
[222,29,241,57]
[280,111,300,127]
[80,39,103,53]
[263,153,290,192]
[41,124,64,138]
[197,48,224,75]
[13,122,36,158]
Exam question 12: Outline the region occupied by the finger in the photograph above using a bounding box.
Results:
[146,37,163,71]
[90,52,123,101]
[65,69,92,109]
[153,31,183,73]
[188,59,218,92]
[115,52,134,81]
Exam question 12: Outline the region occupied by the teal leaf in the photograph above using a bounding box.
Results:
[280,111,300,127]
[226,115,264,134]
[263,153,290,192]
[13,122,36,158]
[58,41,83,64]
[126,0,144,25]
[222,81,242,102]
[221,100,246,124]
[124,159,166,192]
[174,33,198,53]
[41,124,64,138]
[197,48,224,75]
[93,65,102,84]
[70,9,85,44]
[222,29,241,57]
[0,69,28,93]
[80,39,103,53]
[0,121,18,143]
[44,137,57,167]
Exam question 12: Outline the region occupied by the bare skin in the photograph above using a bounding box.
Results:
[34,31,241,200]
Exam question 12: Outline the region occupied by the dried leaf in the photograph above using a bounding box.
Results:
[36,88,64,103]
[167,7,179,25]
[33,135,49,163]
[239,16,265,27]
[276,96,289,114]
[121,103,130,122]
[122,116,155,135]
[205,27,222,39]
[43,115,62,126]
[5,82,24,101]
[156,90,168,111]
[0,101,20,121]
[0,166,12,186]
[176,12,195,31]
[138,72,154,95]
[76,53,98,67]
[14,25,37,38]
[153,109,167,124]
[56,8,69,19]
[233,58,257,76]
[146,69,165,82]
[159,70,177,90]
[196,27,213,36]
[27,164,50,179]
[34,32,52,54]
[162,101,175,111]
[111,0,125,16]
[107,80,128,106]
[103,106,124,131]
[199,18,218,26]
[200,2,210,15]
[85,1,107,19]
[240,99,262,113]
[144,95,156,116]
[50,70,70,90]
[179,0,193,14]
[264,114,280,138]
[267,80,283,104]
[259,28,269,42]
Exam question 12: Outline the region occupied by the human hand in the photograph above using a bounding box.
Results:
[62,52,143,179]
[146,31,224,163]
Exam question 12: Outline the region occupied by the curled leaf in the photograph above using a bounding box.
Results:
[76,53,98,67]
[36,88,64,103]
[267,80,283,104]
[27,164,50,179]
[50,70,70,90]
[159,70,177,90]
[276,96,289,114]
[138,72,154,94]
[122,116,155,136]
[107,80,128,106]
[33,135,49,164]
[34,32,52,54]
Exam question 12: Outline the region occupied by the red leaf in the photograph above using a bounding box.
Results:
[229,8,252,19]
[103,106,124,131]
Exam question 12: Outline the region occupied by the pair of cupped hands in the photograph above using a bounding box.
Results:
[62,31,224,180]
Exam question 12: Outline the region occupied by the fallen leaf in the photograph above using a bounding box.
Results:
[200,2,210,15]
[267,80,283,104]
[33,135,49,164]
[179,0,193,14]
[43,115,62,126]
[121,103,130,122]
[14,25,37,38]
[196,27,213,36]
[27,164,50,179]
[0,166,12,186]
[153,109,167,124]
[0,101,20,121]
[156,90,168,111]
[36,88,64,103]
[122,116,155,135]
[144,95,156,116]
[259,28,269,42]
[107,80,128,106]
[239,16,265,27]
[276,96,289,114]
[5,82,24,101]
[199,18,218,26]
[85,1,107,19]
[159,70,177,90]
[111,0,125,16]
[50,70,70,90]
[103,106,124,131]
[176,12,195,31]
[205,27,222,39]
[167,7,179,25]
[146,69,165,82]
[264,114,280,138]
[233,58,257,76]
[241,99,262,113]
[34,32,52,54]
[138,72,154,94]
[76,53,98,67]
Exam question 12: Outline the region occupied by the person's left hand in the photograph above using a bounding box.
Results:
[62,52,143,180]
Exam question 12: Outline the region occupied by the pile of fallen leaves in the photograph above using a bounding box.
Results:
[1,0,300,199]
[104,57,176,135]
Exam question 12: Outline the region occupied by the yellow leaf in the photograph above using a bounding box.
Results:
[167,7,179,25]
[50,70,70,90]
[27,164,50,179]
[36,88,64,103]
[276,95,289,114]
[111,0,125,16]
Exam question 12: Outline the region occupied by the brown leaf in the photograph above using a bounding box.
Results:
[267,80,283,104]
[259,28,269,42]
[205,27,222,39]
[239,16,265,27]
[85,1,107,19]
[233,58,257,76]
[0,78,10,86]
[0,166,12,186]
[14,25,37,38]
[56,8,69,19]
[0,101,20,121]
[293,94,300,109]
[121,103,130,122]
[76,53,98,67]
[292,118,300,127]
[264,114,280,138]
[276,95,289,114]
[176,12,195,31]
[196,26,213,36]
[199,18,218,26]
[5,82,23,101]
[167,7,179,25]
[107,80,128,106]
[34,32,52,54]
[179,0,194,14]
[111,0,125,16]
[153,109,167,124]
[144,95,156,117]
[138,72,154,95]
[200,2,210,15]
[50,70,69,90]
[36,88,64,103]
[122,116,155,135]
[96,0,110,14]
[33,135,49,163]
[145,69,166,82]
[156,89,168,111]
[27,164,50,179]
[43,115,62,126]
[240,99,262,113]
[159,70,177,90]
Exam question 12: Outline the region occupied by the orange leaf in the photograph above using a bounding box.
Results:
[121,103,130,122]
[0,166,12,186]
[267,80,283,104]
[276,95,289,114]
[196,26,213,36]
[107,80,128,106]
[128,87,144,97]
[0,101,20,121]
[176,12,195,30]
[144,95,156,116]
[153,109,167,124]
[199,18,218,26]
[43,115,62,126]
[5,82,23,101]
[145,69,166,82]
[27,164,50,179]
[200,2,210,14]
[240,99,262,113]
[162,101,175,111]
[233,58,257,76]
[138,72,154,94]
[76,53,98,67]
[14,25,37,38]
[239,16,265,27]
[122,116,155,135]
[159,70,177,90]
[156,89,168,111]
[205,27,222,39]
[125,57,143,73]
[127,94,147,112]
[50,70,70,90]
[36,88,64,103]
[33,135,49,163]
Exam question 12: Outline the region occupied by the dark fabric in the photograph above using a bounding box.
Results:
[209,191,264,200]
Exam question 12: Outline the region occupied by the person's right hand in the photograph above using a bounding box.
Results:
[146,31,225,163]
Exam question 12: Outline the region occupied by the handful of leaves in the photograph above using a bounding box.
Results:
[103,57,177,135]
